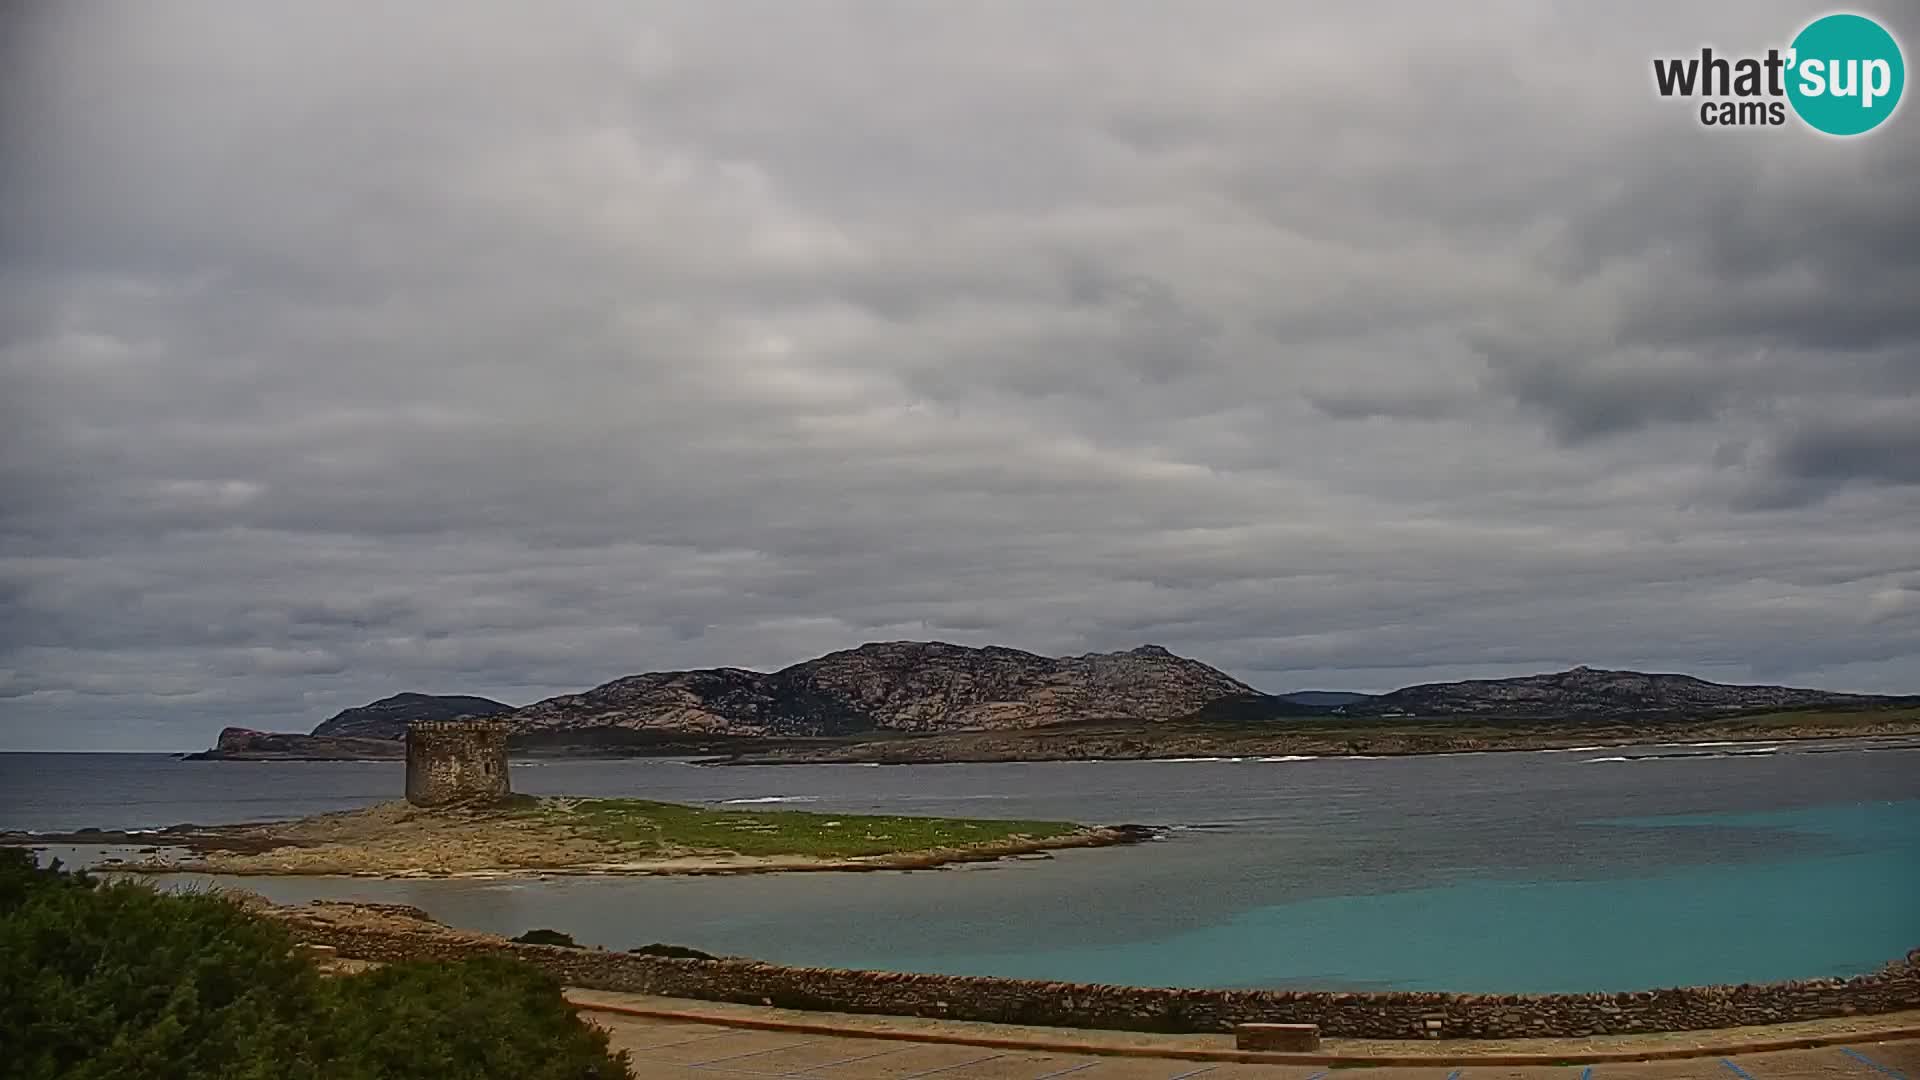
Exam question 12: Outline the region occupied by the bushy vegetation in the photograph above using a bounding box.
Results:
[510,928,578,947]
[0,851,630,1080]
[320,956,627,1080]
[523,796,1081,857]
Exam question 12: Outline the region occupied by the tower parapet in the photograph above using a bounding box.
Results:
[404,720,511,807]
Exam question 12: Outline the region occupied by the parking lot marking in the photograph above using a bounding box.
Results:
[895,1053,1006,1079]
[1841,1048,1912,1080]
[1028,1063,1099,1079]
[688,1039,825,1067]
[785,1045,915,1075]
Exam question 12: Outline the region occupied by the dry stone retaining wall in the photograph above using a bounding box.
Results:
[273,904,1920,1040]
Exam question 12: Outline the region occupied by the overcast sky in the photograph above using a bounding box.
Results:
[3,2,1917,750]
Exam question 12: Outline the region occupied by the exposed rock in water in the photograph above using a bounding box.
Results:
[628,943,717,960]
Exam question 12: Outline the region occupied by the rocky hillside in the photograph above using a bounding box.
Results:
[1353,665,1881,718]
[185,728,405,760]
[309,692,514,739]
[511,642,1254,737]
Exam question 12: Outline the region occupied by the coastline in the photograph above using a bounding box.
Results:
[169,708,1920,764]
[703,720,1920,766]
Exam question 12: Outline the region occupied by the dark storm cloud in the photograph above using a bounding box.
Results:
[2,0,1918,749]
[1730,408,1920,509]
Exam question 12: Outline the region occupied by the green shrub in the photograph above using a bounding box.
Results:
[0,849,91,915]
[319,956,627,1080]
[0,852,630,1079]
[510,928,578,948]
[0,863,325,1080]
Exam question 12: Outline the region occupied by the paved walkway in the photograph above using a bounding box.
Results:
[565,995,1920,1080]
[586,1013,1918,1080]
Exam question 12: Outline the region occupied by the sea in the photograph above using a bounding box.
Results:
[3,738,1917,995]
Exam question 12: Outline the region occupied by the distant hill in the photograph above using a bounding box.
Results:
[1277,690,1377,707]
[188,648,1909,760]
[1352,665,1882,718]
[309,692,515,740]
[510,642,1254,737]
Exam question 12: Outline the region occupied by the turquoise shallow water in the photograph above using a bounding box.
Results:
[865,801,1920,992]
[7,741,1919,992]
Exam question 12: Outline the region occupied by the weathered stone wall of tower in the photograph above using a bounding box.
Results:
[404,721,511,807]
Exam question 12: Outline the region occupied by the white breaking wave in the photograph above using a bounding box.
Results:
[720,795,821,805]
[1583,756,1634,763]
[1256,755,1318,762]
[1151,756,1243,763]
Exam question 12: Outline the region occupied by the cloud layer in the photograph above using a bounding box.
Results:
[3,1,1917,749]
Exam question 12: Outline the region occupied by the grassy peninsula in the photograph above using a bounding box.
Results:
[35,796,1146,878]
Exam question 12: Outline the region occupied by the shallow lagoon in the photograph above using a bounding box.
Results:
[6,739,1918,993]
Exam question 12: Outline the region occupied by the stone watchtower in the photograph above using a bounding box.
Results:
[404,720,512,807]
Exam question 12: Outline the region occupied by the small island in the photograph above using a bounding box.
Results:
[20,720,1152,878]
[53,797,1150,878]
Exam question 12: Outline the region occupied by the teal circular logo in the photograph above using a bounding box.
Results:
[1787,13,1905,135]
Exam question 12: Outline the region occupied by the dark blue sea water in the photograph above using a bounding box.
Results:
[3,740,1917,994]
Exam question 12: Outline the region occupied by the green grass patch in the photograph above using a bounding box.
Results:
[517,797,1082,858]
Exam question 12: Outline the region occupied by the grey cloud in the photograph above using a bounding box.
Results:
[1307,388,1472,423]
[3,0,1919,749]
[1731,409,1920,509]
[1481,343,1733,443]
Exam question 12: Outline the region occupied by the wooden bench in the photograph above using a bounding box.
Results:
[1234,1023,1321,1051]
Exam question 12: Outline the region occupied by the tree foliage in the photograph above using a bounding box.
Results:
[0,850,630,1079]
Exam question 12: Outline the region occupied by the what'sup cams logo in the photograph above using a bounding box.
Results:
[1653,12,1905,134]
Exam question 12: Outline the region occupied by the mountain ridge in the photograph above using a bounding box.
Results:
[1354,664,1881,718]
[509,640,1256,737]
[185,643,1911,758]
